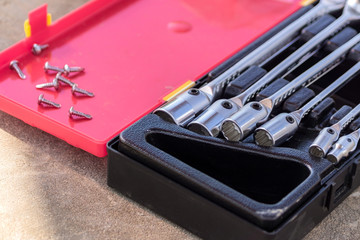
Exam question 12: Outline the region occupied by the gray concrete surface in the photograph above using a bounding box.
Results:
[0,1,359,239]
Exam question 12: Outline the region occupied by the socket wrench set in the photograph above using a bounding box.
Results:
[108,1,360,239]
[0,0,301,157]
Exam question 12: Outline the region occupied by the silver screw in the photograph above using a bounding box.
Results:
[10,60,26,79]
[38,94,61,108]
[36,78,60,90]
[56,72,75,87]
[32,43,49,55]
[63,64,85,75]
[69,106,92,119]
[72,84,94,97]
[44,61,64,74]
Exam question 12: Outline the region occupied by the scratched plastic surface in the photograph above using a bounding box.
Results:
[0,0,301,157]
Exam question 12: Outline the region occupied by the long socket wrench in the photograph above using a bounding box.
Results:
[254,60,360,147]
[221,33,360,142]
[153,0,345,127]
[187,1,360,137]
[309,103,360,157]
[327,127,360,163]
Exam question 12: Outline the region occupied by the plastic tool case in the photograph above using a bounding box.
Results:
[107,2,360,240]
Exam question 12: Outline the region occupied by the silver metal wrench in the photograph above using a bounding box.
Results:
[221,33,360,142]
[254,60,360,147]
[188,0,360,137]
[327,127,360,163]
[309,104,360,158]
[153,0,345,127]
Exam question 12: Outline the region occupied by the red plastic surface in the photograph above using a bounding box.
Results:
[0,0,301,157]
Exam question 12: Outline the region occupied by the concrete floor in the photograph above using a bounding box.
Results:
[0,1,359,239]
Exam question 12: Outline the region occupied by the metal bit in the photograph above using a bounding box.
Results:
[188,0,360,137]
[254,60,360,147]
[71,84,94,97]
[63,64,84,75]
[327,128,360,163]
[32,43,49,55]
[38,94,61,108]
[221,33,360,142]
[153,0,345,126]
[55,72,75,87]
[69,106,92,119]
[309,104,360,158]
[9,60,26,79]
[44,61,64,74]
[36,78,60,90]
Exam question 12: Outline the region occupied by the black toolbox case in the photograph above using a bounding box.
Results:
[107,4,360,240]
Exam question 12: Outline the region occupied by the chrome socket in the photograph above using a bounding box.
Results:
[153,88,211,126]
[327,129,360,163]
[188,99,240,137]
[221,102,269,141]
[309,127,339,158]
[254,113,300,147]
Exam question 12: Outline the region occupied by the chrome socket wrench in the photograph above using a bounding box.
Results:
[327,127,360,163]
[221,33,360,142]
[309,104,360,157]
[188,1,359,137]
[254,60,360,147]
[153,0,345,126]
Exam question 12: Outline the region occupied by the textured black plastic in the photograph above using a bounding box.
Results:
[348,42,360,62]
[300,14,336,41]
[283,87,315,112]
[107,5,360,240]
[329,105,352,125]
[256,78,289,101]
[305,97,336,128]
[350,117,360,131]
[324,27,358,53]
[108,112,360,239]
[223,66,267,99]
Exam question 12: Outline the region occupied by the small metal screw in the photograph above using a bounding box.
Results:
[188,89,199,95]
[72,84,94,97]
[63,64,85,75]
[222,101,233,109]
[32,43,49,55]
[44,61,64,74]
[56,72,75,87]
[10,60,26,79]
[36,78,59,90]
[251,102,262,111]
[327,128,335,134]
[38,94,61,108]
[69,106,92,119]
[286,115,295,124]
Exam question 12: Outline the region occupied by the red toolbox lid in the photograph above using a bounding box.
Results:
[0,0,301,157]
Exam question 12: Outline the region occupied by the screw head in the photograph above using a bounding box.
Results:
[69,106,75,115]
[71,84,78,93]
[44,61,50,70]
[9,60,19,68]
[32,44,42,55]
[64,64,70,74]
[188,89,199,95]
[53,78,60,90]
[222,101,233,109]
[38,94,44,104]
[55,72,62,79]
[251,102,262,111]
[286,115,295,124]
[327,128,335,134]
